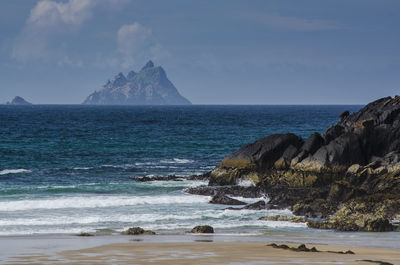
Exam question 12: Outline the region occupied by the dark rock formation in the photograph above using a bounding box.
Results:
[83,60,191,105]
[187,172,211,181]
[185,185,263,198]
[190,225,214,233]
[225,200,267,210]
[268,243,354,254]
[204,96,400,231]
[209,193,246,205]
[121,227,156,235]
[6,96,32,105]
[242,200,266,210]
[259,215,308,223]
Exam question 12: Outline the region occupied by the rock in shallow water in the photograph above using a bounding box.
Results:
[209,193,246,205]
[121,227,156,235]
[191,225,214,233]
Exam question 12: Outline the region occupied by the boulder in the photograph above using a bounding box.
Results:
[209,133,304,186]
[122,227,156,235]
[209,193,246,205]
[191,225,214,233]
[243,200,266,210]
[225,200,267,210]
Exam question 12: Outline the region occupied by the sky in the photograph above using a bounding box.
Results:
[0,0,399,104]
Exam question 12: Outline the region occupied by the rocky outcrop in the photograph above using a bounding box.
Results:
[267,243,355,255]
[206,96,400,231]
[209,193,246,205]
[307,198,399,232]
[83,60,191,105]
[259,215,308,223]
[190,225,214,233]
[185,185,263,198]
[6,96,32,105]
[121,227,156,235]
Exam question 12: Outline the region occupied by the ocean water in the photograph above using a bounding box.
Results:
[0,105,362,236]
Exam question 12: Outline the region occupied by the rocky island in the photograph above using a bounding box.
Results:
[6,96,32,105]
[189,96,400,232]
[83,60,191,105]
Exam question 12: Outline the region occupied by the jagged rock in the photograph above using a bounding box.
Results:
[307,198,398,232]
[259,215,308,223]
[268,243,354,254]
[209,193,246,205]
[203,96,400,231]
[185,185,263,198]
[83,60,191,105]
[225,200,267,210]
[121,227,156,235]
[6,96,32,105]
[187,172,211,181]
[191,225,214,233]
[209,133,303,186]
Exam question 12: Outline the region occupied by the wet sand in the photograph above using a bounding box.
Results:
[6,241,400,265]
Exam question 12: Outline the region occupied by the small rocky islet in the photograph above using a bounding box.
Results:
[183,96,400,232]
[5,96,32,105]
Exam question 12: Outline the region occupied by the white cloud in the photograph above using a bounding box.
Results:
[117,23,152,56]
[116,23,169,68]
[11,0,126,63]
[28,0,94,30]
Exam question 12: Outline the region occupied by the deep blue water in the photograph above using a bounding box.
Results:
[0,105,362,235]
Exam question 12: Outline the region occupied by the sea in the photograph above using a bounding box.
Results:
[0,104,364,236]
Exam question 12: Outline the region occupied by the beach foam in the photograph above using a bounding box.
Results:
[0,169,31,175]
[0,194,211,212]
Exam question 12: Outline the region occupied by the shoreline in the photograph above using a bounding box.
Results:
[2,233,400,264]
[5,238,400,265]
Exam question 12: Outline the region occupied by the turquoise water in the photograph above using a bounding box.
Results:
[0,105,362,235]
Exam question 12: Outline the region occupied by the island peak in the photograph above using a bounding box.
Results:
[83,61,191,105]
[6,96,32,105]
[141,60,154,70]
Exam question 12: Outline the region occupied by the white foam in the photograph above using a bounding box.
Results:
[0,169,31,175]
[0,213,205,227]
[160,158,194,164]
[73,167,92,170]
[237,179,255,187]
[230,196,269,204]
[0,227,93,236]
[145,180,208,188]
[0,195,211,212]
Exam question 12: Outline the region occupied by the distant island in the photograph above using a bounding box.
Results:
[6,96,32,105]
[83,60,191,105]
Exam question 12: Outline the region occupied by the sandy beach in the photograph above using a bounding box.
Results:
[6,241,400,265]
[3,234,400,265]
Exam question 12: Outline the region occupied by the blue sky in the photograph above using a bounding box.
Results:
[0,0,399,104]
